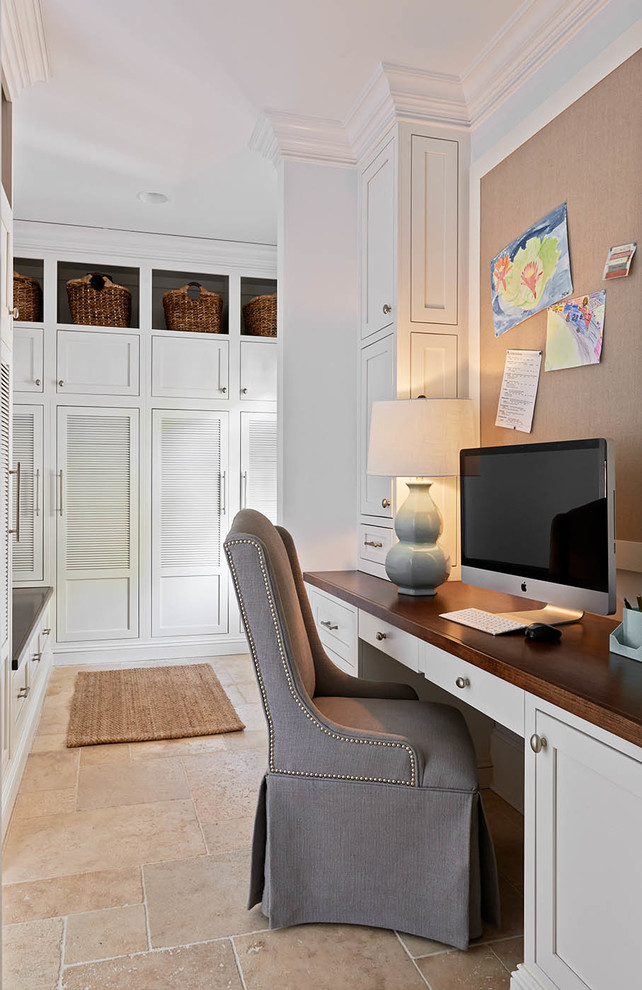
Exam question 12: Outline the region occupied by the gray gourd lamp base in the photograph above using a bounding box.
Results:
[385,480,451,596]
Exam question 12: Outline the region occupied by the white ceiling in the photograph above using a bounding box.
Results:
[14,0,524,245]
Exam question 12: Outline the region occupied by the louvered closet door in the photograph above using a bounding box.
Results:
[12,405,44,582]
[57,408,139,641]
[240,412,277,523]
[152,409,228,637]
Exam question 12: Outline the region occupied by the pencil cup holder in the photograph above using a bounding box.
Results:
[609,608,642,662]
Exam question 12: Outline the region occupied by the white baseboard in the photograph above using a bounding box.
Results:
[510,964,549,990]
[53,636,249,666]
[2,654,53,839]
[490,723,525,814]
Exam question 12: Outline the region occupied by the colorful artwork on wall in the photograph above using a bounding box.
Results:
[545,290,605,372]
[490,203,573,337]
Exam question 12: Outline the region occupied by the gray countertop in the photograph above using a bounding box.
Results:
[12,587,54,669]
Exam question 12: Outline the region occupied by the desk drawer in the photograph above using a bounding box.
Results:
[421,642,524,736]
[307,587,357,666]
[359,610,420,673]
[359,524,393,567]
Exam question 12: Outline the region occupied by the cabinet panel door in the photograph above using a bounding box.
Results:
[12,405,44,582]
[152,409,228,637]
[360,335,394,518]
[240,412,277,523]
[410,332,458,399]
[361,139,396,339]
[13,327,44,393]
[57,407,139,641]
[57,330,139,395]
[531,709,642,990]
[1,361,10,651]
[239,340,276,401]
[410,135,458,325]
[151,335,229,399]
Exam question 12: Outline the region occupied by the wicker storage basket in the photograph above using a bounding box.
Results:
[162,282,223,333]
[243,293,277,337]
[13,271,43,323]
[66,273,132,328]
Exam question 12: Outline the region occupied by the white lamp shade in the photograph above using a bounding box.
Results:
[367,398,476,477]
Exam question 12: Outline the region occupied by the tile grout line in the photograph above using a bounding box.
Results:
[488,940,520,976]
[393,931,434,989]
[181,754,211,855]
[229,935,249,990]
[57,914,68,990]
[139,865,153,952]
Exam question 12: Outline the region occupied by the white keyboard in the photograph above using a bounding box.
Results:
[439,608,527,636]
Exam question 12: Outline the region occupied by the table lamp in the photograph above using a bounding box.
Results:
[367,398,476,596]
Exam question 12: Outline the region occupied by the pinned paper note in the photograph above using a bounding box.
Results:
[602,242,636,280]
[545,290,605,372]
[495,350,542,433]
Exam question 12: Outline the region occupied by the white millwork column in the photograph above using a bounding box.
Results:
[277,158,358,570]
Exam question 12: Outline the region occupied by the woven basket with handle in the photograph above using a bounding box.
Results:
[243,293,277,337]
[13,271,43,323]
[66,273,131,327]
[162,282,223,333]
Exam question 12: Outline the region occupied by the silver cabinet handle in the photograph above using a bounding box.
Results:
[9,462,21,541]
[241,470,248,509]
[530,734,547,754]
[220,471,226,515]
[375,631,387,641]
[17,685,29,699]
[58,380,64,387]
[43,628,51,637]
[364,540,383,548]
[381,498,391,508]
[35,468,40,517]
[455,676,470,689]
[320,620,339,631]
[34,378,41,386]
[31,652,42,663]
[58,469,64,516]
[382,304,392,315]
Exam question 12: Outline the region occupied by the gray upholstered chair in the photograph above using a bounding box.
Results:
[224,509,500,950]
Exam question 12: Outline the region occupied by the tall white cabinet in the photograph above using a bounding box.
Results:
[12,222,278,664]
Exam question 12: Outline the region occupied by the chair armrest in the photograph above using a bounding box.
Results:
[314,664,418,701]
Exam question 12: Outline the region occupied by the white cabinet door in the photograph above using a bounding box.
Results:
[360,138,396,339]
[57,329,140,396]
[13,327,44,393]
[410,332,458,398]
[410,135,459,325]
[240,412,277,523]
[151,334,229,399]
[152,409,228,637]
[57,407,139,641]
[12,405,44,582]
[239,339,276,401]
[360,335,395,518]
[527,704,642,990]
[1,361,10,652]
[1,190,13,348]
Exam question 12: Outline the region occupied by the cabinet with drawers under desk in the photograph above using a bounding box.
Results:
[304,569,642,990]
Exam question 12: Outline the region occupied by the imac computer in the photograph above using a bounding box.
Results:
[459,438,616,626]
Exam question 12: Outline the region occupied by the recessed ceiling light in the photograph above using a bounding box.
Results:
[137,191,169,205]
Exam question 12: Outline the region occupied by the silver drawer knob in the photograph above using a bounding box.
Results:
[381,498,391,508]
[364,540,383,548]
[219,386,227,393]
[320,620,338,631]
[455,676,470,689]
[11,307,19,319]
[375,631,387,641]
[58,379,64,387]
[241,387,248,394]
[530,733,547,754]
[34,379,41,386]
[382,304,392,314]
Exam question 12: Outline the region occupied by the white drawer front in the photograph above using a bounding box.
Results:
[359,610,420,673]
[421,642,524,736]
[308,588,357,662]
[57,330,140,395]
[359,524,393,567]
[151,334,229,399]
[324,641,356,676]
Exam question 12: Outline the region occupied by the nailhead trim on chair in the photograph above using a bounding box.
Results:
[225,538,417,786]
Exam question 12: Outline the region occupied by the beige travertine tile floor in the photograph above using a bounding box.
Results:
[2,655,525,989]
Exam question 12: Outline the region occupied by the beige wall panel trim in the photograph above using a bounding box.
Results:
[479,51,642,541]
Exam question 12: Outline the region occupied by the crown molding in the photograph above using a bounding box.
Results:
[13,220,277,275]
[249,109,353,167]
[1,0,49,100]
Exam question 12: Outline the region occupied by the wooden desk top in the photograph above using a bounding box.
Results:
[303,571,642,749]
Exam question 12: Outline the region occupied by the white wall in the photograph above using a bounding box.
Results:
[278,160,359,571]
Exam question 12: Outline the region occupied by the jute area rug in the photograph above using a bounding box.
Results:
[67,664,245,748]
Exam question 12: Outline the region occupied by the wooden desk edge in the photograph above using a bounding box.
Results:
[304,571,642,749]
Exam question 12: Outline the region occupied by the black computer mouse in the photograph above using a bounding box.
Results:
[525,622,562,642]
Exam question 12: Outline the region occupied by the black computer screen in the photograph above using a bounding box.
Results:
[460,439,609,592]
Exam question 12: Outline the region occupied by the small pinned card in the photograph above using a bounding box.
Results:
[602,242,636,280]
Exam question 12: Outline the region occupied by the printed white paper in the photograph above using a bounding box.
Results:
[495,349,542,433]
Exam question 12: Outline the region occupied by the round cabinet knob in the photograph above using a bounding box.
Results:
[455,676,470,689]
[58,380,64,387]
[241,387,248,394]
[375,631,387,641]
[34,379,41,386]
[381,498,391,509]
[11,307,20,320]
[382,304,392,315]
[530,733,547,754]
[219,386,227,393]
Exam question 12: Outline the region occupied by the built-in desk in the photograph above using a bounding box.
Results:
[304,572,642,990]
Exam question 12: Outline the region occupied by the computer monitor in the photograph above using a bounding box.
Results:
[460,438,616,623]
